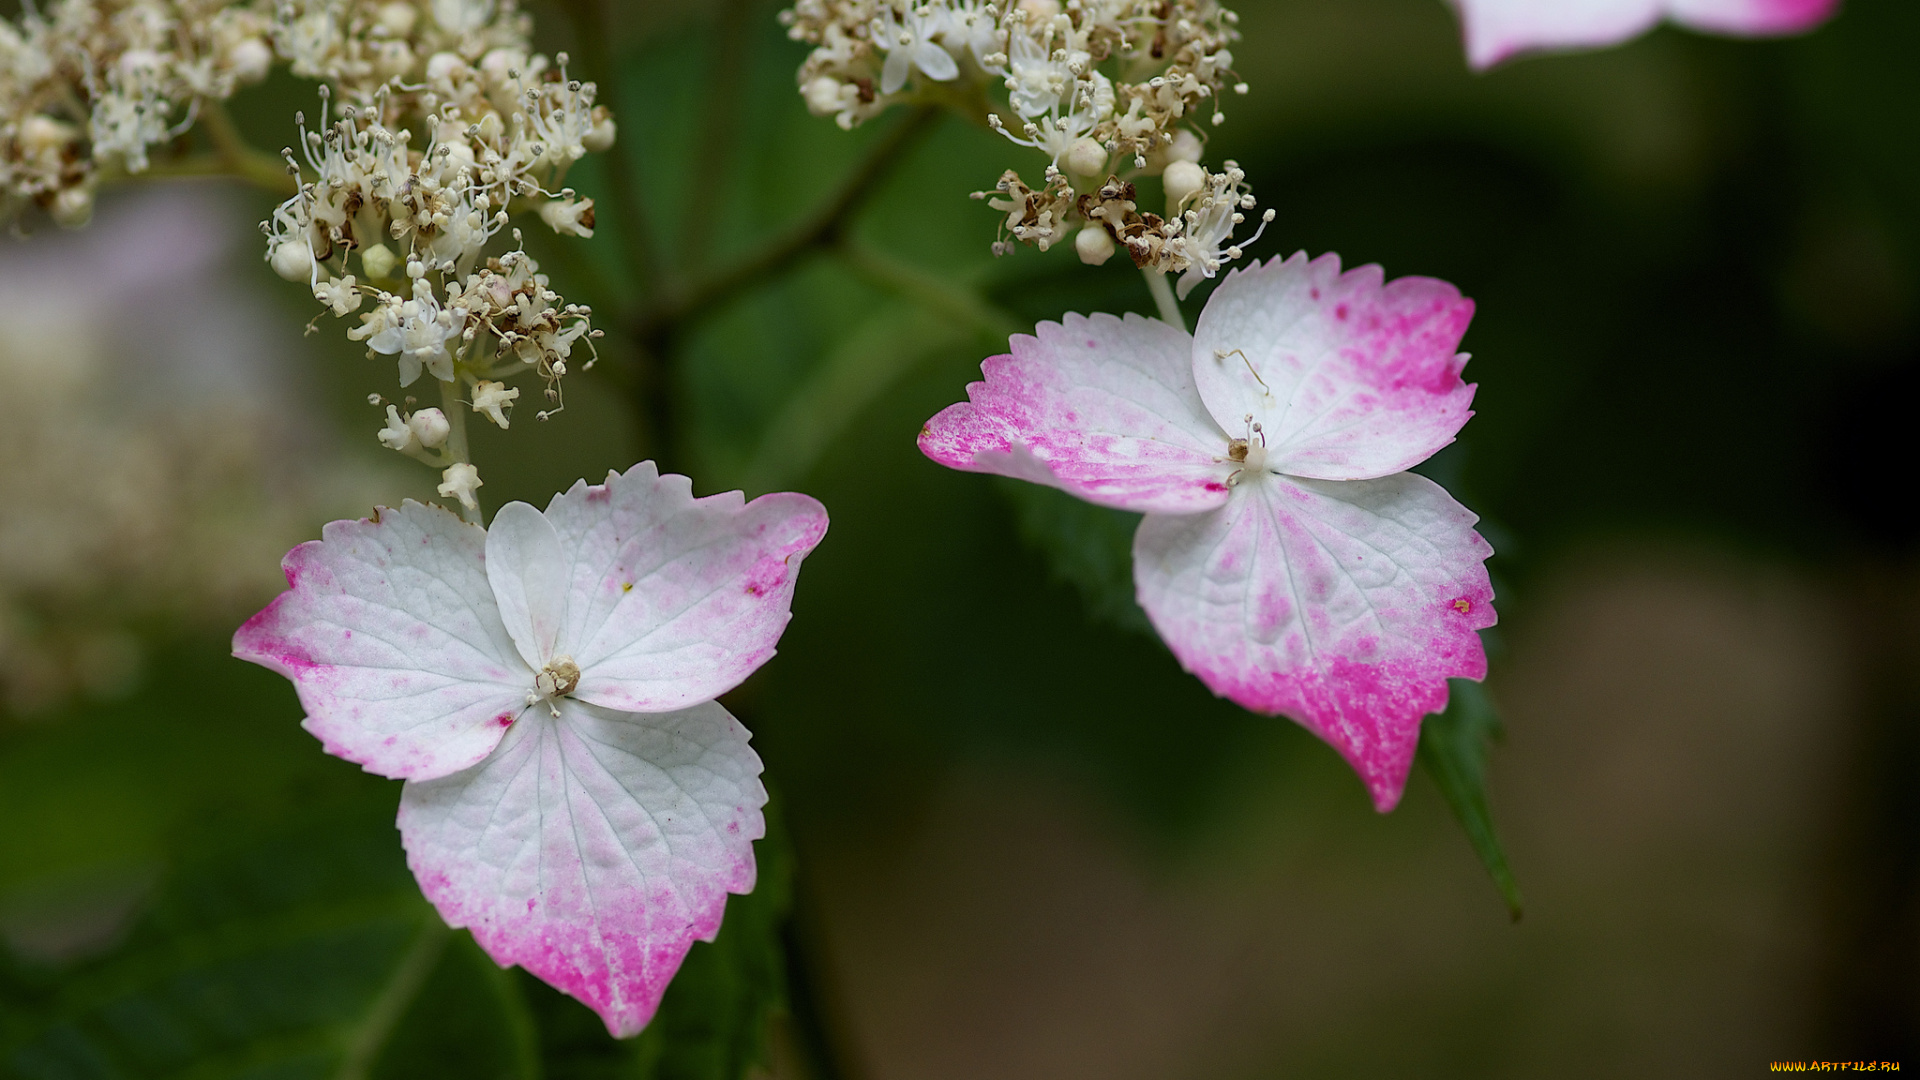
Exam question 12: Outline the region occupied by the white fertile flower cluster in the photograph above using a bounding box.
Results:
[260,0,612,500]
[782,0,1270,286]
[0,0,274,225]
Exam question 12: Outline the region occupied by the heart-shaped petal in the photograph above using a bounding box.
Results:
[398,698,767,1037]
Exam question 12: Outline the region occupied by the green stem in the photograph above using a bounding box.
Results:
[440,377,483,526]
[1143,268,1185,332]
[124,148,295,195]
[632,104,942,342]
[837,242,1022,341]
[334,917,451,1080]
[119,98,292,195]
[625,104,941,469]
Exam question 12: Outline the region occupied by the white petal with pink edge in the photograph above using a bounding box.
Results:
[535,464,829,715]
[1452,0,1839,69]
[1668,0,1837,34]
[1191,253,1477,483]
[1132,472,1495,811]
[398,698,766,1038]
[231,501,528,782]
[918,312,1235,515]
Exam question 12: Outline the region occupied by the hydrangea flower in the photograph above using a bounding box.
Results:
[1451,0,1840,69]
[920,253,1495,811]
[233,463,829,1035]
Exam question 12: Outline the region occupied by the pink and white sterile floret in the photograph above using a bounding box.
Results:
[232,462,829,1036]
[919,253,1496,812]
[1451,0,1839,69]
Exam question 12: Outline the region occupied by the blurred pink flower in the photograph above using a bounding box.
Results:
[1451,0,1839,69]
[920,254,1495,811]
[233,462,829,1036]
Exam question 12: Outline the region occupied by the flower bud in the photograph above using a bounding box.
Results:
[470,380,520,429]
[1163,160,1206,207]
[479,47,528,85]
[377,405,418,451]
[438,462,483,512]
[377,1,418,37]
[1075,225,1115,266]
[1065,138,1107,179]
[271,239,312,281]
[50,187,92,229]
[18,115,73,157]
[425,51,465,85]
[1168,129,1203,164]
[538,197,595,238]
[408,407,451,449]
[803,76,844,117]
[361,242,398,281]
[227,38,272,83]
[583,108,616,152]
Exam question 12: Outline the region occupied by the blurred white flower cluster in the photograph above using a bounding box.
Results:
[0,0,275,226]
[260,0,613,507]
[782,0,1271,292]
[0,189,386,714]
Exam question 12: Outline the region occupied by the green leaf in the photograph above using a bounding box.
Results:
[0,797,541,1080]
[995,480,1152,636]
[369,930,539,1080]
[1417,678,1524,921]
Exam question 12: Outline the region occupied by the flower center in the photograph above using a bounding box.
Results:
[534,655,580,700]
[1224,415,1270,486]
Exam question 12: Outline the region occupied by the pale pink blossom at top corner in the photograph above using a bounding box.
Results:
[1452,0,1842,71]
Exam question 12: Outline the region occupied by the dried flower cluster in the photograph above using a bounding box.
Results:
[261,0,614,508]
[781,0,1270,288]
[0,0,275,225]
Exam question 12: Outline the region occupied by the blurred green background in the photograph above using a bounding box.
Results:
[2,0,1916,1076]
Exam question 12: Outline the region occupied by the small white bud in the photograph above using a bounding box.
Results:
[1163,161,1206,207]
[271,240,313,281]
[377,1,418,37]
[1075,225,1115,266]
[361,242,398,280]
[50,187,92,228]
[425,52,465,83]
[538,197,595,238]
[117,48,163,77]
[470,380,520,429]
[583,111,616,153]
[1168,129,1203,164]
[377,405,418,451]
[803,76,844,117]
[1064,137,1107,179]
[228,38,273,83]
[438,462,483,512]
[408,407,450,448]
[19,114,73,156]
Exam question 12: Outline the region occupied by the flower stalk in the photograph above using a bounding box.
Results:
[1144,268,1185,332]
[439,376,482,526]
